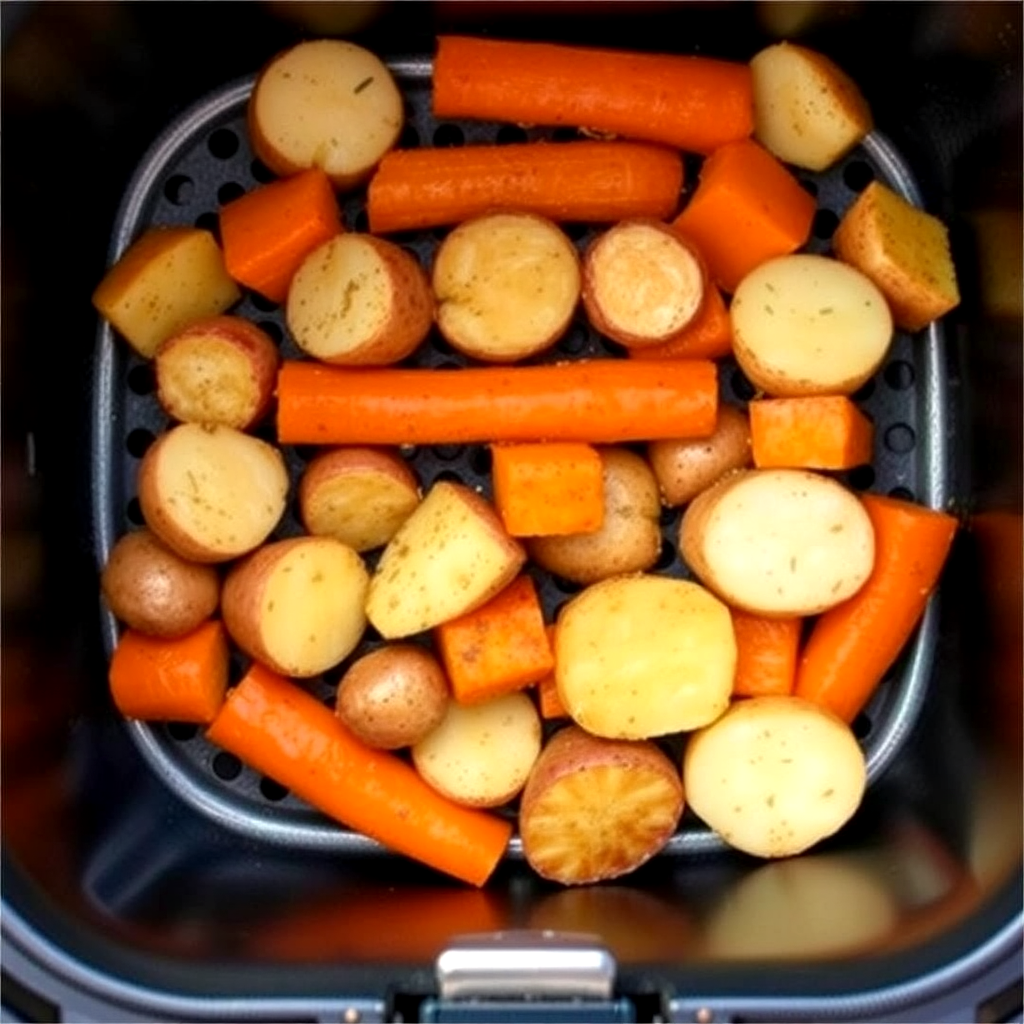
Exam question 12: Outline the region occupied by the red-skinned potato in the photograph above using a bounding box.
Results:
[155,316,279,430]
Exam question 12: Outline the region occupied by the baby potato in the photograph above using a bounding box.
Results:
[336,644,450,749]
[101,529,220,638]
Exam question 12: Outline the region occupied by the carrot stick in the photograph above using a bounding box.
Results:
[108,620,228,723]
[491,443,603,537]
[628,284,732,361]
[433,36,753,155]
[435,575,555,705]
[750,396,874,470]
[220,168,341,303]
[276,359,718,445]
[536,625,568,719]
[794,494,958,722]
[673,139,816,293]
[367,141,683,234]
[731,612,801,697]
[206,664,513,886]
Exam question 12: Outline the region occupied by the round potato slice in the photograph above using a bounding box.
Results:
[731,254,892,395]
[412,691,541,808]
[683,695,867,858]
[556,575,735,739]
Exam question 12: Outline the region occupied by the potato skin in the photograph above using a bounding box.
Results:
[101,529,220,638]
[528,447,660,585]
[648,405,752,507]
[336,644,449,749]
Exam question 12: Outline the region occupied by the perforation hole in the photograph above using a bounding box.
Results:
[843,160,875,193]
[257,320,283,344]
[218,181,245,206]
[813,209,839,240]
[212,752,242,780]
[126,428,156,458]
[884,360,915,391]
[164,174,194,206]
[469,447,492,476]
[353,207,370,232]
[399,124,420,148]
[126,498,144,525]
[496,124,529,145]
[166,722,198,742]
[260,777,289,802]
[799,178,819,198]
[250,292,279,313]
[852,713,873,739]
[884,423,916,454]
[558,323,588,356]
[251,158,276,184]
[888,486,915,501]
[434,444,464,462]
[431,469,462,486]
[208,127,240,159]
[659,506,680,528]
[655,540,677,571]
[552,127,578,142]
[852,378,876,402]
[846,464,876,490]
[432,123,464,147]
[194,211,220,243]
[552,575,582,595]
[730,367,757,402]
[127,363,156,395]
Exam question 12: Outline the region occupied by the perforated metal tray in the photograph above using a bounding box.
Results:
[93,58,950,858]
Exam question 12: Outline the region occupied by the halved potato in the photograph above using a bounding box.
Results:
[287,234,433,365]
[582,219,706,349]
[556,575,735,739]
[248,40,403,190]
[155,316,279,429]
[730,254,893,396]
[365,481,526,639]
[92,227,241,358]
[299,447,420,552]
[137,424,288,563]
[432,212,581,362]
[683,695,867,858]
[679,469,875,617]
[222,536,369,678]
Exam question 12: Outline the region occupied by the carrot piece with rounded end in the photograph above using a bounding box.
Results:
[206,664,513,885]
[731,612,801,697]
[220,169,341,303]
[750,396,874,470]
[673,139,816,293]
[491,443,603,537]
[628,284,733,361]
[435,575,554,705]
[109,619,228,723]
[433,35,753,155]
[536,626,568,719]
[794,494,958,722]
[367,141,684,235]
[276,360,718,446]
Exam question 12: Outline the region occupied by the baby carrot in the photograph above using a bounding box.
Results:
[206,664,513,886]
[750,396,874,470]
[276,359,718,446]
[367,141,683,234]
[433,36,753,155]
[731,612,801,698]
[673,138,816,293]
[795,494,958,722]
[220,168,341,303]
[109,619,228,723]
[628,284,733,361]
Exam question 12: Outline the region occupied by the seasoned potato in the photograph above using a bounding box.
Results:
[222,536,369,678]
[433,212,581,362]
[731,254,893,396]
[299,447,420,552]
[155,316,279,430]
[751,42,873,172]
[679,469,875,617]
[412,691,541,807]
[287,234,433,366]
[648,404,752,507]
[101,529,220,638]
[683,695,867,858]
[249,40,403,190]
[582,219,706,349]
[520,725,684,885]
[137,423,289,563]
[556,575,736,739]
[336,644,449,749]
[529,447,660,585]
[92,227,241,358]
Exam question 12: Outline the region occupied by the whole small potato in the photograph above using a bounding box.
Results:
[337,644,450,749]
[529,447,661,585]
[648,405,752,507]
[101,529,220,638]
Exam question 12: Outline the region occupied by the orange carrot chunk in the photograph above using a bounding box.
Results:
[109,619,229,723]
[435,575,554,705]
[433,36,753,155]
[628,284,733,361]
[491,443,604,537]
[731,612,801,698]
[536,625,568,719]
[673,139,816,294]
[795,494,958,722]
[750,396,874,470]
[220,169,341,303]
[206,664,513,886]
[276,360,718,446]
[367,141,683,235]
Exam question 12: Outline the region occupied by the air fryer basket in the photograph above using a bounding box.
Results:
[3,3,1021,1022]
